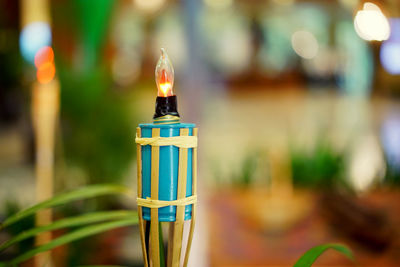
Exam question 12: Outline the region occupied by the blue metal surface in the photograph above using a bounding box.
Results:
[139,123,195,222]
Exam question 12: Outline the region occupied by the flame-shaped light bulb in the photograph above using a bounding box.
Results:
[155,48,174,97]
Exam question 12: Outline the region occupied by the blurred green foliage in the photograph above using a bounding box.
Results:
[0,201,34,261]
[290,140,345,188]
[53,0,135,184]
[234,151,259,186]
[58,67,135,184]
[211,150,260,187]
[0,185,136,266]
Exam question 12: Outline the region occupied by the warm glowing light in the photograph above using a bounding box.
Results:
[155,48,174,97]
[354,3,390,41]
[37,62,55,84]
[19,22,52,64]
[34,46,54,68]
[34,46,56,84]
[349,135,385,192]
[291,30,319,59]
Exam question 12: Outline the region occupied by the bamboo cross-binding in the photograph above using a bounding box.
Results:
[136,128,198,267]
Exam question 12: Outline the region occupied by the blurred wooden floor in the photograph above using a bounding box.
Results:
[208,189,400,267]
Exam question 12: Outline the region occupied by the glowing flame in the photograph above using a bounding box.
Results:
[155,48,174,97]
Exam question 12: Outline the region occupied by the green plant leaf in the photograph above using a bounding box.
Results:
[7,217,138,265]
[0,184,131,230]
[0,210,136,252]
[293,243,354,267]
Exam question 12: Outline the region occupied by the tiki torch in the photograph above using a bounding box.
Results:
[135,48,198,267]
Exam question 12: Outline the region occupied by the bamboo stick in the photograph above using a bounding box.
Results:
[183,128,197,267]
[150,128,161,267]
[21,0,55,265]
[171,128,189,267]
[32,80,59,267]
[137,128,149,267]
[167,222,175,267]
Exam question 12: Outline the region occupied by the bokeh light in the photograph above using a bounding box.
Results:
[291,30,319,59]
[381,116,400,170]
[349,135,386,192]
[354,3,390,41]
[380,18,400,75]
[33,45,56,84]
[381,42,400,75]
[19,22,52,64]
[36,61,55,84]
[34,46,54,68]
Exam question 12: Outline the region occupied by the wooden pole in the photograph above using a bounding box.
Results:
[20,0,56,265]
[21,0,51,27]
[32,80,59,267]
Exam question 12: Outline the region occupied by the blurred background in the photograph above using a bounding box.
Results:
[0,0,400,266]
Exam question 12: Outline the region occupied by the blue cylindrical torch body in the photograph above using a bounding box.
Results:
[139,122,195,222]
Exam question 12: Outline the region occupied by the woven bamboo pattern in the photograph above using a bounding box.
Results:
[136,127,198,267]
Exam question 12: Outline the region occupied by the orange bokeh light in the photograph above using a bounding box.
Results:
[34,46,54,69]
[37,62,55,84]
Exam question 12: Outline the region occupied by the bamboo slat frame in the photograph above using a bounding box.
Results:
[151,128,161,267]
[137,128,149,267]
[171,128,189,267]
[183,127,198,267]
[136,127,198,267]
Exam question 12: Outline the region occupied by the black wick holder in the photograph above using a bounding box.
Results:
[153,95,180,119]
